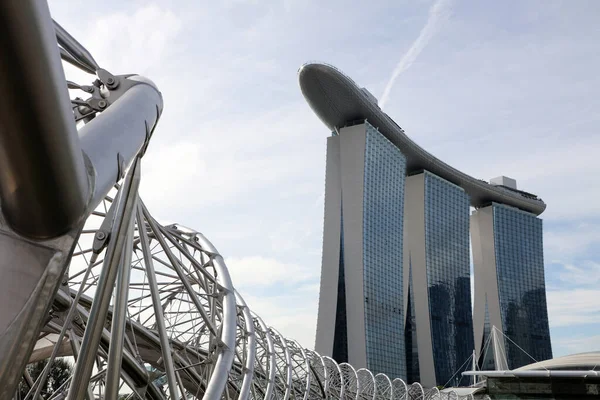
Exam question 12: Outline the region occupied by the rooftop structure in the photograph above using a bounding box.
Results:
[464,352,600,399]
[298,62,546,215]
[489,176,517,190]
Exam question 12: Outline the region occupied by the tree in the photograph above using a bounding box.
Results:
[17,358,73,399]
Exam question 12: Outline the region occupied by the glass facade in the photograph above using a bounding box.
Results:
[362,123,406,379]
[423,172,474,386]
[492,203,552,369]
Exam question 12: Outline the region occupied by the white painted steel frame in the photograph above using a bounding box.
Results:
[392,378,408,400]
[339,362,359,400]
[357,368,376,400]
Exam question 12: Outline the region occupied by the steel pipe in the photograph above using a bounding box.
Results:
[234,291,256,400]
[252,313,276,400]
[80,78,162,213]
[59,46,96,75]
[136,201,181,400]
[66,157,141,400]
[462,370,600,378]
[53,20,100,73]
[180,228,237,400]
[105,213,136,398]
[0,0,89,239]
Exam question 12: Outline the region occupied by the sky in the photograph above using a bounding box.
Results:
[49,0,600,360]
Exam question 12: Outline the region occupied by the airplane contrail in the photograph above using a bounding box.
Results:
[379,0,453,109]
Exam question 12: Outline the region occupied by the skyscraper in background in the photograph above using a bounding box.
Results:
[403,171,474,387]
[472,202,553,370]
[299,62,551,385]
[315,121,407,379]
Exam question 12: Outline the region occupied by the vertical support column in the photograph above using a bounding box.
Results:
[403,174,436,387]
[471,206,506,369]
[339,125,367,370]
[315,135,343,357]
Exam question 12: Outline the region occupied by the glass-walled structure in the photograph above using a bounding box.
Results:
[315,122,407,379]
[404,171,474,387]
[472,203,552,370]
[425,172,474,385]
[363,123,407,377]
[493,204,553,367]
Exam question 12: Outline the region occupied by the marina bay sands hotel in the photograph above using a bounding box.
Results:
[298,63,553,387]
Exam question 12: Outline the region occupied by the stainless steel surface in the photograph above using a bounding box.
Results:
[0,213,79,398]
[151,218,238,399]
[463,370,600,378]
[234,291,256,400]
[59,46,96,74]
[27,252,97,400]
[66,158,141,400]
[0,0,89,239]
[79,79,162,213]
[253,313,276,400]
[105,212,135,398]
[53,19,99,72]
[136,201,180,400]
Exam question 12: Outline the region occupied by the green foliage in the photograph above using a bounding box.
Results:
[17,358,73,399]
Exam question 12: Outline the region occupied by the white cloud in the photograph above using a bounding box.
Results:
[224,255,320,349]
[545,223,600,256]
[552,335,600,356]
[83,5,182,74]
[241,287,319,349]
[547,288,600,327]
[139,101,325,223]
[226,256,317,289]
[555,261,600,286]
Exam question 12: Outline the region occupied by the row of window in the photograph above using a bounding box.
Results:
[363,123,407,378]
[492,203,552,368]
[334,124,551,378]
[423,172,474,385]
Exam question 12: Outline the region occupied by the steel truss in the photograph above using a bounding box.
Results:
[0,2,478,399]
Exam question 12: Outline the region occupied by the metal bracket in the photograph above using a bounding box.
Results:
[92,197,119,254]
[69,68,149,122]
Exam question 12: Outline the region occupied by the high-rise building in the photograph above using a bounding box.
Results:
[403,171,474,387]
[299,62,551,383]
[471,202,553,370]
[315,121,407,379]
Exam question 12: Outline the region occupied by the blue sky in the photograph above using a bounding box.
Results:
[50,0,600,359]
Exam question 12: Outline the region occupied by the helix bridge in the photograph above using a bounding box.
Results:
[26,188,479,399]
[0,2,484,399]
